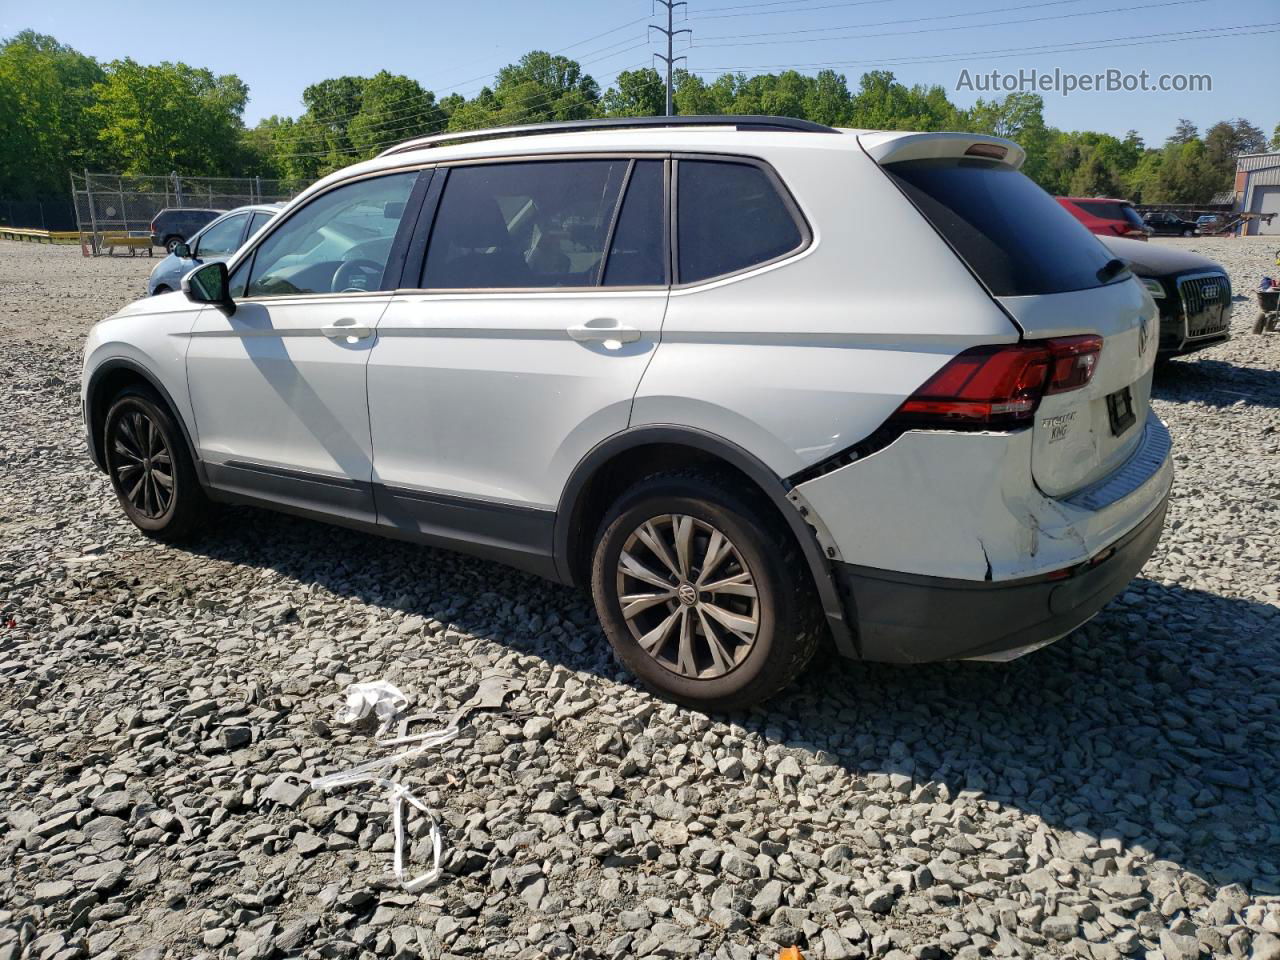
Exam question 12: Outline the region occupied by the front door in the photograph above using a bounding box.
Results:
[185,169,422,523]
[367,158,669,564]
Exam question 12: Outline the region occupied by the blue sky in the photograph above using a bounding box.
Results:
[4,0,1277,147]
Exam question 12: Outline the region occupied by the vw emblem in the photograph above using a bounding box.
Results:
[1202,284,1219,300]
[677,583,698,606]
[1138,314,1150,356]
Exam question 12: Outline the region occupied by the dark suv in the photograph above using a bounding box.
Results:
[1143,211,1199,237]
[149,208,224,253]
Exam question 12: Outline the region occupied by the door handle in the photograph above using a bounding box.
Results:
[322,318,372,342]
[567,319,642,348]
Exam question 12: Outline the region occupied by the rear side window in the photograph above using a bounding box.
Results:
[422,160,628,289]
[247,211,274,237]
[604,160,666,286]
[886,158,1115,297]
[677,160,804,284]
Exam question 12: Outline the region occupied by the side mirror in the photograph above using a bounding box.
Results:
[182,261,235,315]
[172,241,192,258]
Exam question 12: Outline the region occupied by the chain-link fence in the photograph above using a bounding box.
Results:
[0,198,77,231]
[71,171,310,254]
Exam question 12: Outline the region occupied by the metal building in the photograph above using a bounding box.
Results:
[1234,153,1280,235]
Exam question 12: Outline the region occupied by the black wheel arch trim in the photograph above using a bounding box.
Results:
[85,358,202,479]
[553,424,857,656]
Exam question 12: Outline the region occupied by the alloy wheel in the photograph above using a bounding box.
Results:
[615,514,760,679]
[110,409,174,519]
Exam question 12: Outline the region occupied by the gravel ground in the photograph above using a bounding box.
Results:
[2,238,1278,960]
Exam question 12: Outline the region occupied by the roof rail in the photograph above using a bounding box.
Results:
[377,115,840,158]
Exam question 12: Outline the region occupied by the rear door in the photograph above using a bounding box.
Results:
[877,146,1156,497]
[367,157,669,550]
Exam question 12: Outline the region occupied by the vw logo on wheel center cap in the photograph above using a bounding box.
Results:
[677,583,698,606]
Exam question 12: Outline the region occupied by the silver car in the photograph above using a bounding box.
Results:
[146,204,283,296]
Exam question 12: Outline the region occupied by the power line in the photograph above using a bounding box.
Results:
[692,0,1208,46]
[262,40,650,150]
[269,60,656,162]
[651,0,692,116]
[684,21,1278,71]
[697,0,888,13]
[254,10,655,148]
[699,0,1096,40]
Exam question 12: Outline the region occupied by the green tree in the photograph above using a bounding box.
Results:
[1148,139,1221,203]
[602,68,664,117]
[89,58,248,175]
[348,71,445,155]
[672,69,719,115]
[1203,117,1267,191]
[448,51,601,131]
[0,31,105,199]
[803,71,852,127]
[1167,118,1198,145]
[1272,122,1280,151]
[848,71,961,131]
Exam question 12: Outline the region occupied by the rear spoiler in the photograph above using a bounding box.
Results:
[857,132,1026,170]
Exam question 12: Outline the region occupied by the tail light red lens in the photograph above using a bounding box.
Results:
[895,336,1102,427]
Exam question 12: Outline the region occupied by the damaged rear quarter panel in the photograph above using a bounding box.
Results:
[793,426,1165,582]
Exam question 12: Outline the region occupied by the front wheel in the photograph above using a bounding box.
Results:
[590,471,823,710]
[104,387,208,542]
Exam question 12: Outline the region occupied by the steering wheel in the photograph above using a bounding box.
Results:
[331,259,384,293]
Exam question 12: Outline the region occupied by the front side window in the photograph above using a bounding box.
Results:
[677,160,804,284]
[422,160,629,289]
[239,171,418,298]
[194,214,247,258]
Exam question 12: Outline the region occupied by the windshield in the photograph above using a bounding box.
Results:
[885,158,1115,297]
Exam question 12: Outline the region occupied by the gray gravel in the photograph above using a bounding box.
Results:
[2,238,1279,960]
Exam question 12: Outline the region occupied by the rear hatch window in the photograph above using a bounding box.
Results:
[884,158,1116,297]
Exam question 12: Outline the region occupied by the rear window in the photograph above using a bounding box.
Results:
[677,160,804,284]
[1076,200,1145,229]
[885,158,1115,297]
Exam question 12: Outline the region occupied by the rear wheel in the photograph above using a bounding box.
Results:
[104,387,208,542]
[1181,228,1194,237]
[590,471,823,710]
[164,236,182,254]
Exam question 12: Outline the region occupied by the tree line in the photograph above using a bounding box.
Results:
[3,30,1277,205]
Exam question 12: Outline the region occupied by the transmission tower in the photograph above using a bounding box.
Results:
[650,0,691,117]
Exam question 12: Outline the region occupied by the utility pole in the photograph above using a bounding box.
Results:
[650,0,690,117]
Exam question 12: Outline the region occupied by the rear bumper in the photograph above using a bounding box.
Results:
[836,491,1168,662]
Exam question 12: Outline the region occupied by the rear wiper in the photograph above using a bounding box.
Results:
[1097,258,1130,284]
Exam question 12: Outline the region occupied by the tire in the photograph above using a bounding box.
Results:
[103,386,208,542]
[1182,229,1194,237]
[152,285,171,296]
[164,236,182,254]
[590,470,824,711]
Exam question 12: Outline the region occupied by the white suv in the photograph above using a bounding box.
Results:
[82,116,1172,709]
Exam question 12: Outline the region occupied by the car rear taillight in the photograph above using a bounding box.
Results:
[150,218,157,234]
[894,336,1102,428]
